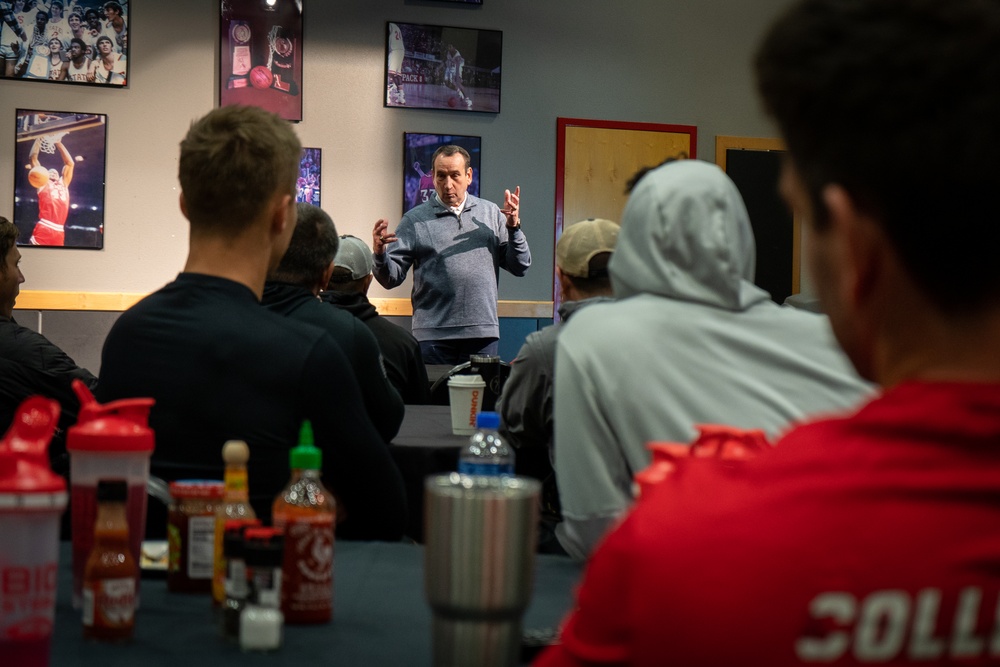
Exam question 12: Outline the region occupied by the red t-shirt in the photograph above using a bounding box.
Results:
[537,382,1000,666]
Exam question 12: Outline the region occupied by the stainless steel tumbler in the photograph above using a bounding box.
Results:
[424,473,541,667]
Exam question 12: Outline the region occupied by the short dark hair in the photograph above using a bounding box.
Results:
[69,37,86,52]
[0,217,18,275]
[96,35,113,48]
[431,145,471,172]
[326,266,367,294]
[625,154,687,194]
[756,0,1000,314]
[562,253,613,296]
[103,1,122,14]
[179,106,301,234]
[272,203,339,286]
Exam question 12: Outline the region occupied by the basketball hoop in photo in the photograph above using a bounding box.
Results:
[13,109,109,250]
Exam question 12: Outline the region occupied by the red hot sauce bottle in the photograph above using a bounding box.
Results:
[82,479,138,642]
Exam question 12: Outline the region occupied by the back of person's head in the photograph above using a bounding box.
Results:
[756,0,1000,315]
[327,235,373,294]
[625,153,688,194]
[178,105,301,234]
[611,160,758,310]
[271,203,338,287]
[556,218,619,297]
[0,217,17,273]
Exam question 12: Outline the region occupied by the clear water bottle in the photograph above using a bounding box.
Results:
[458,411,514,476]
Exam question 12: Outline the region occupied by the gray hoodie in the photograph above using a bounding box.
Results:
[552,160,873,561]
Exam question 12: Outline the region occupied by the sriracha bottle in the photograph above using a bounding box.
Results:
[272,421,335,624]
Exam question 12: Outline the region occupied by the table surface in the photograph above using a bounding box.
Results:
[392,404,469,449]
[51,540,580,666]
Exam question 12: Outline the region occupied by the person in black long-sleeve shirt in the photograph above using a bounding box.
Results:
[96,106,406,540]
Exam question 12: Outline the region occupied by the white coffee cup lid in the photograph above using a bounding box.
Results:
[447,374,485,387]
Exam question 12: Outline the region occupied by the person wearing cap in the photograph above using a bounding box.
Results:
[263,204,404,443]
[372,144,530,365]
[551,160,873,562]
[496,218,618,555]
[321,235,431,405]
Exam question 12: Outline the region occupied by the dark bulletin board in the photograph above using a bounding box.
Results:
[725,148,794,304]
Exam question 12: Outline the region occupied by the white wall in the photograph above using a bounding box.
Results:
[0,0,795,303]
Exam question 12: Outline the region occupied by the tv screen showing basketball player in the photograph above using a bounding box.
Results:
[402,132,481,213]
[385,21,502,114]
[0,0,129,87]
[13,109,108,249]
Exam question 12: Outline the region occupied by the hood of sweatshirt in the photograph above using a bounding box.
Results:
[610,159,771,311]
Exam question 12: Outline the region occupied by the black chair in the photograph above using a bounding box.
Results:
[428,359,511,409]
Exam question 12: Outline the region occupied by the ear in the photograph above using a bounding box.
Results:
[555,266,572,302]
[271,193,293,237]
[361,273,374,294]
[822,184,884,313]
[179,192,189,220]
[466,167,473,182]
[317,261,335,295]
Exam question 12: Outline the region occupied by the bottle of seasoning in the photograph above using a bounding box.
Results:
[212,440,256,607]
[222,518,260,640]
[167,480,224,593]
[240,527,284,652]
[272,421,335,624]
[82,479,138,642]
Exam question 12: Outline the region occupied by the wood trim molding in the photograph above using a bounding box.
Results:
[16,291,555,319]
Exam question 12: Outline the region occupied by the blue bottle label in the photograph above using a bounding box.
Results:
[457,462,515,476]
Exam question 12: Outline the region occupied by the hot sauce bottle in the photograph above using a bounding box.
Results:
[212,440,256,607]
[272,421,335,624]
[82,479,137,642]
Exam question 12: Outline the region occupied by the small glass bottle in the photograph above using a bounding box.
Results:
[272,421,335,624]
[240,527,284,652]
[458,411,514,476]
[82,479,138,642]
[212,440,257,607]
[222,519,260,640]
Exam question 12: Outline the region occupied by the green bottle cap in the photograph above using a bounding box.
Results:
[290,420,322,469]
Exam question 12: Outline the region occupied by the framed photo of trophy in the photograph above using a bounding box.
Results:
[219,0,303,121]
[0,1,129,87]
[385,22,502,113]
[402,133,481,214]
[12,109,108,249]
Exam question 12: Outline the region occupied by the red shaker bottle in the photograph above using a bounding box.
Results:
[0,396,69,667]
[66,380,154,609]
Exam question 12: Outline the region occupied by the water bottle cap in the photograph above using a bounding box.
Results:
[0,396,68,500]
[475,411,500,430]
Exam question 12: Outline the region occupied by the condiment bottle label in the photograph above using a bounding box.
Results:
[282,518,334,612]
[187,516,216,579]
[83,577,136,628]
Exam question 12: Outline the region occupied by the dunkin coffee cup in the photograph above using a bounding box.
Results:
[424,474,540,667]
[0,397,68,667]
[447,375,485,436]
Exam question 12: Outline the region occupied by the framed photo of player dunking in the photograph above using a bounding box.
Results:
[13,109,108,249]
[403,133,481,214]
[0,0,129,87]
[386,22,502,113]
[296,147,321,207]
[219,0,302,122]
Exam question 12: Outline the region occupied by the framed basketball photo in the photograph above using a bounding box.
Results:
[13,109,108,249]
[385,22,502,113]
[0,0,129,87]
[296,147,321,207]
[402,133,481,214]
[219,0,303,122]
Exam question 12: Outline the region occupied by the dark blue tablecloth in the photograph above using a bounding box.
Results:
[50,540,580,666]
